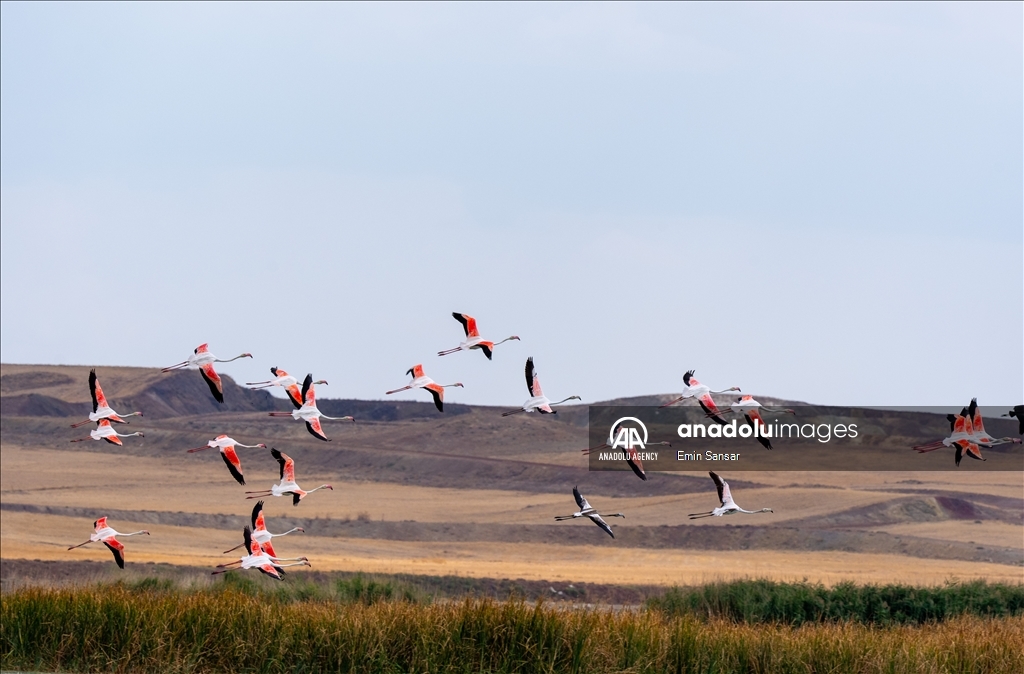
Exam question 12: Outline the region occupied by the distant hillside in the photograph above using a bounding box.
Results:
[0,363,806,425]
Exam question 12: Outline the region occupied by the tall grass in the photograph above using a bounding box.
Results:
[647,579,1024,625]
[3,585,1023,673]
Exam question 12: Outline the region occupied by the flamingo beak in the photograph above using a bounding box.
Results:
[258,444,267,448]
[298,527,305,532]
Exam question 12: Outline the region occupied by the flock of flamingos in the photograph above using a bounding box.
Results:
[62,312,1024,579]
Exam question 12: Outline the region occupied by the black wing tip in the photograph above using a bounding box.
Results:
[292,492,301,506]
[481,345,493,360]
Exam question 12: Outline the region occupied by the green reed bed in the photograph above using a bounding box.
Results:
[646,579,1024,625]
[3,583,1024,673]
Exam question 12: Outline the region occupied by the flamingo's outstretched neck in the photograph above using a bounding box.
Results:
[496,336,520,346]
[217,353,253,364]
[551,396,581,406]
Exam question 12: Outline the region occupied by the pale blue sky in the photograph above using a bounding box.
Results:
[2,2,1021,406]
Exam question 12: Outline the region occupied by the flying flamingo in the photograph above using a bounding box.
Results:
[187,434,267,485]
[223,500,304,557]
[70,369,143,428]
[502,357,580,416]
[1003,405,1024,435]
[247,367,325,409]
[161,343,252,403]
[268,374,352,441]
[245,448,333,505]
[70,418,144,445]
[689,471,773,519]
[554,486,624,538]
[913,402,990,466]
[386,364,463,412]
[213,526,310,580]
[659,370,741,424]
[67,517,150,569]
[437,313,520,360]
[729,395,795,450]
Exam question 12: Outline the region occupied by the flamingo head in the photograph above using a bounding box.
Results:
[325,485,334,491]
[730,387,742,392]
[142,530,151,535]
[243,353,253,359]
[762,508,774,513]
[341,416,355,422]
[314,380,328,386]
[297,527,306,533]
[452,383,465,388]
[510,336,521,341]
[137,432,146,438]
[257,443,268,448]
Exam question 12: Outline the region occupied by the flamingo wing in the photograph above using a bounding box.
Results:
[970,399,986,435]
[244,526,260,555]
[424,383,444,412]
[195,343,210,354]
[305,418,330,442]
[453,312,479,338]
[698,395,726,425]
[745,411,773,450]
[94,517,108,531]
[525,357,544,397]
[257,563,284,580]
[285,384,303,409]
[626,450,647,481]
[573,486,590,511]
[589,513,614,538]
[301,374,314,405]
[710,471,733,506]
[200,364,224,403]
[683,370,699,387]
[251,501,265,530]
[89,369,105,412]
[104,537,125,569]
[478,342,493,361]
[102,434,124,446]
[407,364,425,379]
[220,446,245,486]
[270,448,295,482]
[261,539,278,558]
